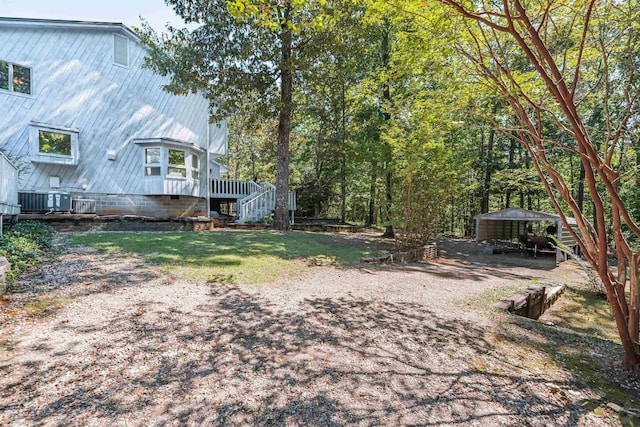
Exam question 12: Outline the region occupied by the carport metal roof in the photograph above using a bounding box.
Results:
[474,207,576,225]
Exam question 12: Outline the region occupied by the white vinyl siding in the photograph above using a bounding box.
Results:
[0,25,219,198]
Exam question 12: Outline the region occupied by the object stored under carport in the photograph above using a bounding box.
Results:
[475,207,580,264]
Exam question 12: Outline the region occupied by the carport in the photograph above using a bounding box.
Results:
[474,207,579,263]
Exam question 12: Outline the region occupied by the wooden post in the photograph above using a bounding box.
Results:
[556,220,563,264]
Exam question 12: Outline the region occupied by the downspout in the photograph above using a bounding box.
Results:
[206,121,211,218]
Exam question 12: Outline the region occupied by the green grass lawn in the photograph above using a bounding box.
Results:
[69,231,384,284]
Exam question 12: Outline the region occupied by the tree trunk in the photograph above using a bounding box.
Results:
[381,27,394,238]
[383,166,394,238]
[505,137,516,208]
[272,4,292,231]
[629,253,639,353]
[340,82,347,224]
[481,104,498,213]
[367,162,377,226]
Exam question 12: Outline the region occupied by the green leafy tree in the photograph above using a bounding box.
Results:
[438,0,640,371]
[139,0,330,230]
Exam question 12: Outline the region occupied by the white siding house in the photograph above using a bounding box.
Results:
[0,17,227,218]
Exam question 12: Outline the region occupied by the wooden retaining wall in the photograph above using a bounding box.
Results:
[17,214,228,232]
[494,285,564,320]
[361,244,438,264]
[291,223,363,233]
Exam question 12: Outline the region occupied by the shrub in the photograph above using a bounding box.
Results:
[0,221,56,291]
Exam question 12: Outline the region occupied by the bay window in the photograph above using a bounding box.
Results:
[135,139,203,182]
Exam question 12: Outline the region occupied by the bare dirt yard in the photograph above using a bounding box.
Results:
[1,234,638,426]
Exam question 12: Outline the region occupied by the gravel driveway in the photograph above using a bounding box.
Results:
[0,236,627,426]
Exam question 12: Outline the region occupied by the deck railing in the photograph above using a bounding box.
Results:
[211,178,296,222]
[0,153,19,216]
[288,191,296,211]
[238,182,275,222]
[211,179,261,198]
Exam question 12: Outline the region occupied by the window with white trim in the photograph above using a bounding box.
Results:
[114,35,129,67]
[167,149,187,178]
[191,154,200,180]
[30,124,79,165]
[0,60,31,95]
[144,148,161,176]
[137,141,202,181]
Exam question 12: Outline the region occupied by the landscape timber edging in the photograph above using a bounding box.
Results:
[17,214,227,232]
[360,243,438,264]
[494,284,565,320]
[227,223,269,230]
[291,223,363,233]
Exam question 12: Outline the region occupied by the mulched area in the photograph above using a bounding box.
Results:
[0,236,635,426]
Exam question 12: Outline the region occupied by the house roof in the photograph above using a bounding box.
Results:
[209,159,230,174]
[133,138,206,153]
[0,16,140,42]
[474,207,577,225]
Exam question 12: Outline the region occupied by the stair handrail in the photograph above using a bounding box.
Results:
[238,184,276,222]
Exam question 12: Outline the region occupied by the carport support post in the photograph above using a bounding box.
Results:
[556,220,563,264]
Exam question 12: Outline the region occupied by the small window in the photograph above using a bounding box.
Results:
[0,61,8,91]
[144,148,161,176]
[145,166,161,176]
[167,149,186,178]
[114,35,129,67]
[12,64,31,94]
[191,154,200,180]
[39,130,71,156]
[169,149,185,165]
[0,60,31,95]
[30,124,79,165]
[145,148,161,164]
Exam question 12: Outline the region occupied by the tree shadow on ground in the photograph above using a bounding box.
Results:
[496,313,640,425]
[1,285,613,426]
[437,238,559,270]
